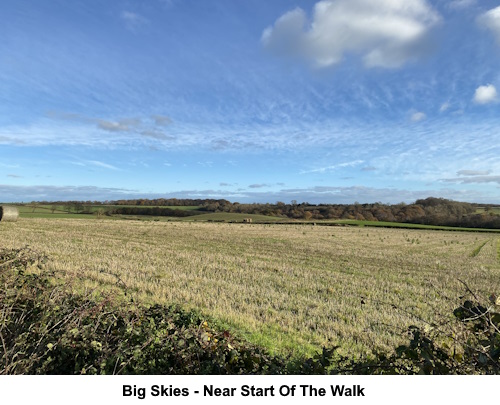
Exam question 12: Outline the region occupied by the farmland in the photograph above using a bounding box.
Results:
[1,217,498,359]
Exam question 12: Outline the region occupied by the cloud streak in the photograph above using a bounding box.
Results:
[478,6,500,44]
[457,170,491,176]
[301,160,364,174]
[442,175,500,185]
[0,184,138,202]
[411,111,426,122]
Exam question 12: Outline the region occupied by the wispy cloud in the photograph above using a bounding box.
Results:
[457,170,491,176]
[0,184,138,202]
[439,102,450,112]
[197,161,213,167]
[0,136,26,145]
[410,111,426,122]
[0,163,20,168]
[248,183,270,189]
[153,186,493,204]
[140,130,174,140]
[242,185,493,204]
[68,159,119,171]
[478,6,500,44]
[42,112,177,144]
[120,11,149,32]
[87,160,119,170]
[152,115,172,126]
[442,175,500,185]
[98,119,140,132]
[7,174,23,178]
[0,183,495,204]
[301,160,364,174]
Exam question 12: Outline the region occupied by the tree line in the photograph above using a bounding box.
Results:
[192,197,500,229]
[24,197,500,229]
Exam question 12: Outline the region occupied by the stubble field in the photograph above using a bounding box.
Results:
[1,218,499,358]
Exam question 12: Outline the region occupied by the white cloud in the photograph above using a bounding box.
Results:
[477,6,500,44]
[411,111,426,122]
[262,0,440,68]
[473,84,498,104]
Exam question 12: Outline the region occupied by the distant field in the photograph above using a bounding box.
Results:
[14,206,285,223]
[475,207,500,215]
[101,205,202,211]
[14,204,202,212]
[334,219,500,233]
[1,217,498,358]
[13,204,202,218]
[9,205,500,231]
[180,212,287,222]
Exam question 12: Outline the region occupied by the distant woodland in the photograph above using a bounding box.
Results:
[29,197,500,229]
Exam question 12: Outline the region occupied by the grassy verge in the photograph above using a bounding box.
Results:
[333,219,500,233]
[470,240,490,257]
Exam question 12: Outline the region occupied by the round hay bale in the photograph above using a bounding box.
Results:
[0,206,19,222]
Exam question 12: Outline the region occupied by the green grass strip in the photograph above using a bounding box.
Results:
[470,240,490,257]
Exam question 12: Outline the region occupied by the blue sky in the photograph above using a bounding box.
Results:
[1,0,500,203]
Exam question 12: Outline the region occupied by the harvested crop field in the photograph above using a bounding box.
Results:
[1,218,499,357]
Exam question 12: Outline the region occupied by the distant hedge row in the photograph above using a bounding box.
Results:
[107,207,202,217]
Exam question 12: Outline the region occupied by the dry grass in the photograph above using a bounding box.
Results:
[1,218,499,357]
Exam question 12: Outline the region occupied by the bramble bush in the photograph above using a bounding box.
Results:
[1,247,498,375]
